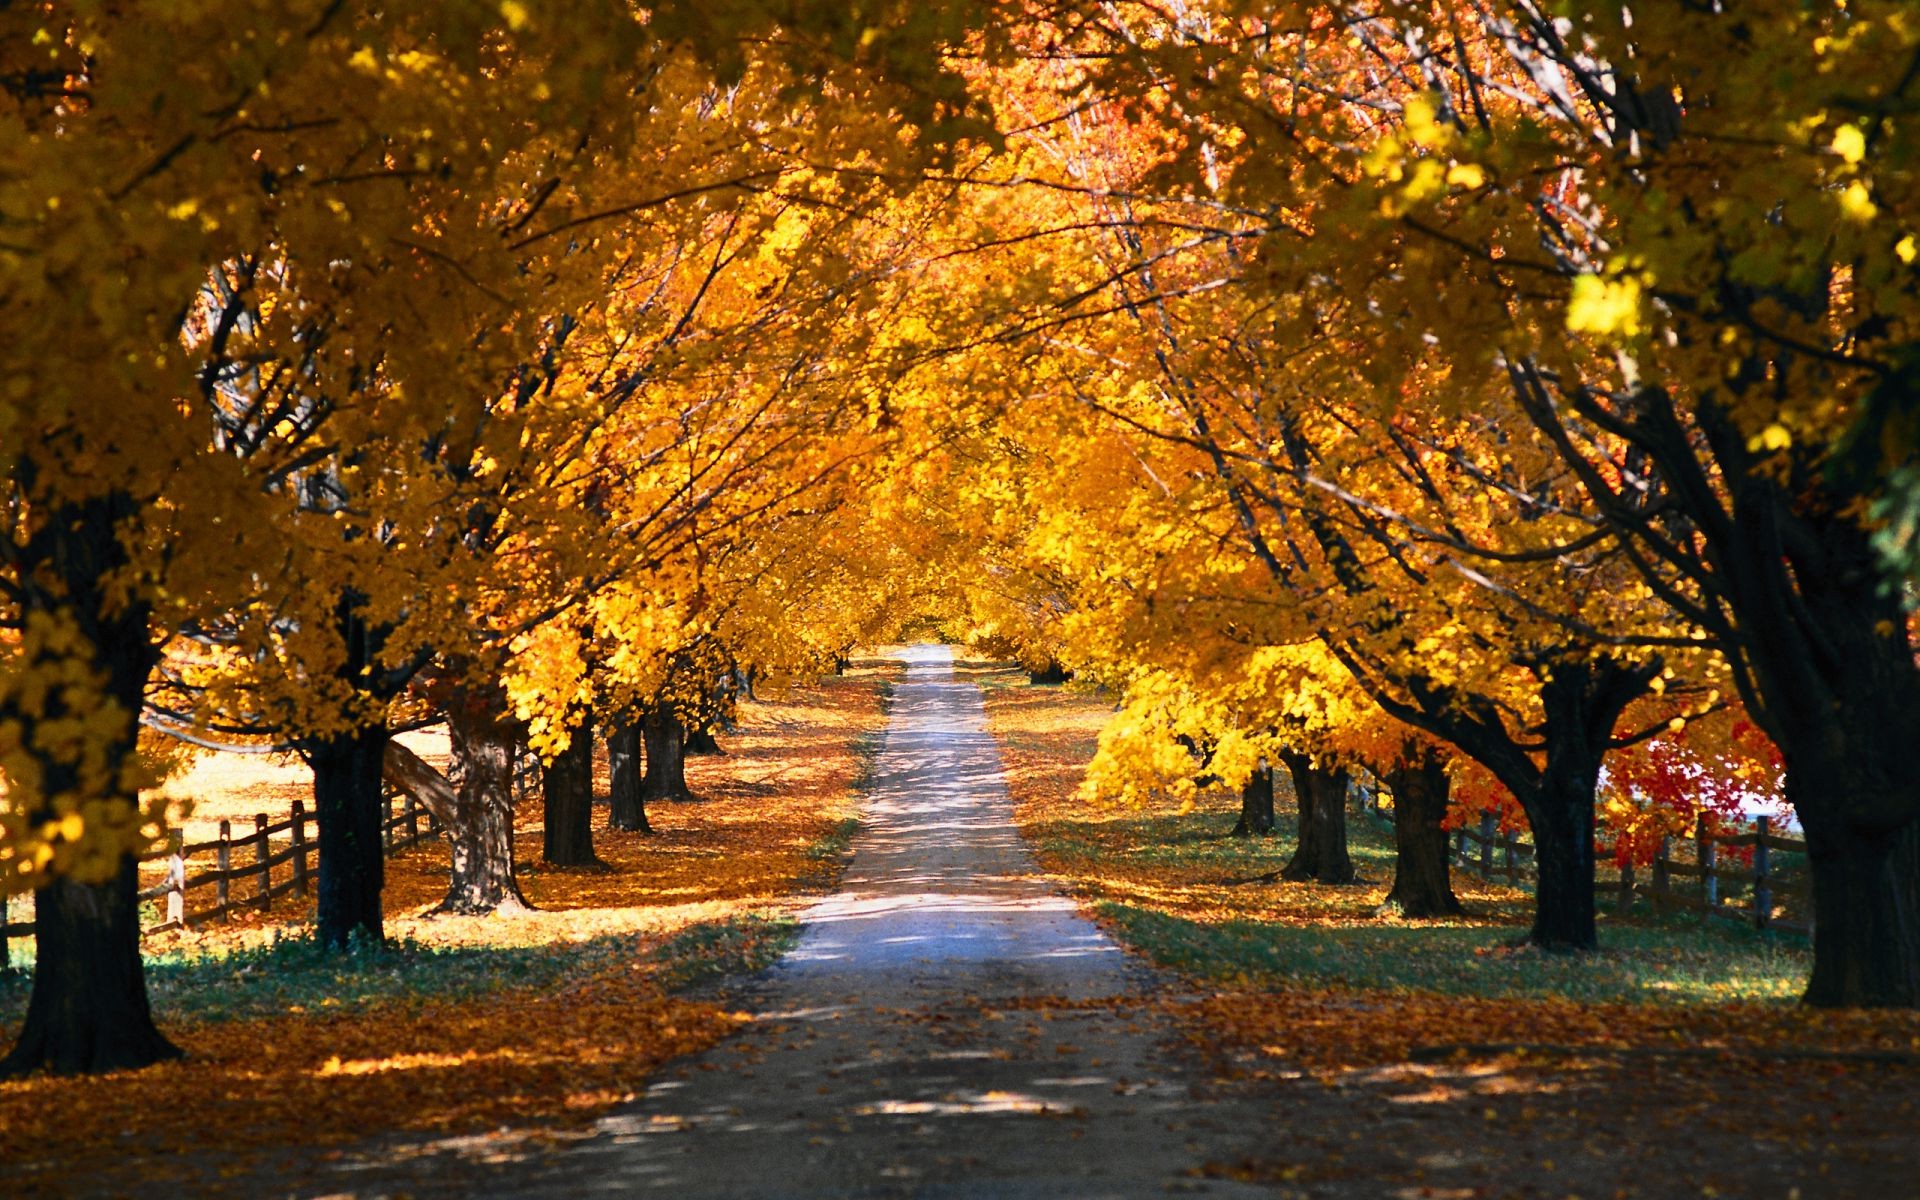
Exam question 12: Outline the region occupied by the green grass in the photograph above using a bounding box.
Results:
[805,817,862,863]
[1098,902,1811,1005]
[0,913,801,1029]
[1036,796,1814,1006]
[649,913,798,991]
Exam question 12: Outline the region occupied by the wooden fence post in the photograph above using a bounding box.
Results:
[1753,815,1773,931]
[1454,827,1467,866]
[216,819,232,917]
[1651,837,1672,915]
[291,800,310,899]
[254,813,271,909]
[384,790,396,849]
[166,830,185,927]
[1478,812,1496,880]
[1502,831,1520,883]
[405,791,419,845]
[1697,814,1717,916]
[1617,856,1635,913]
[1,891,9,975]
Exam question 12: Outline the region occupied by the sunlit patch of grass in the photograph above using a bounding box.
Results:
[1099,904,1808,1005]
[975,658,1813,1008]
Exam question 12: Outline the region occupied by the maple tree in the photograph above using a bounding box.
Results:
[0,0,1006,1074]
[1055,0,1920,1003]
[9,0,1920,1093]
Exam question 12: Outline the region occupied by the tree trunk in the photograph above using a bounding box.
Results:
[1380,747,1462,918]
[1796,788,1920,1008]
[608,720,652,833]
[1229,766,1276,837]
[1278,752,1355,883]
[1521,773,1599,951]
[0,487,176,1076]
[1027,660,1069,685]
[1500,660,1639,952]
[542,719,601,867]
[641,710,696,804]
[439,687,532,914]
[0,860,181,1077]
[684,724,724,756]
[310,723,389,949]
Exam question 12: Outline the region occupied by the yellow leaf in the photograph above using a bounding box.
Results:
[1840,180,1878,223]
[1565,274,1644,339]
[1831,124,1866,165]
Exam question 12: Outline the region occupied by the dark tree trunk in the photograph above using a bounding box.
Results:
[542,719,601,867]
[1356,654,1655,952]
[1520,768,1600,951]
[1380,747,1463,918]
[1229,766,1276,837]
[1278,752,1355,883]
[684,724,724,756]
[1511,373,1920,997]
[440,687,531,914]
[1749,534,1920,1006]
[0,860,181,1077]
[310,723,389,949]
[641,710,696,804]
[608,721,652,833]
[1796,788,1920,1008]
[1496,659,1651,952]
[1027,660,1069,685]
[0,488,177,1076]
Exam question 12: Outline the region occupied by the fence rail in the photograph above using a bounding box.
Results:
[1,786,441,971]
[1439,808,1810,937]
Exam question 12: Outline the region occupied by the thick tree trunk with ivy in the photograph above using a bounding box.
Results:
[439,688,531,913]
[0,490,175,1076]
[1381,748,1462,918]
[542,719,600,867]
[1278,752,1354,884]
[608,720,652,833]
[641,710,696,805]
[1229,766,1276,837]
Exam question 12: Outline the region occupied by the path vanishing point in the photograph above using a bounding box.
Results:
[312,644,1274,1198]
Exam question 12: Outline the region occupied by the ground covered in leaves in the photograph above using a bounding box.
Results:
[0,659,897,1197]
[971,658,1920,1198]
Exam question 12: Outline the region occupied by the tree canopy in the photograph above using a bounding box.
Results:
[6,0,1920,1074]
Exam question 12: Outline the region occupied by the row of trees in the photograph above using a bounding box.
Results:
[5,0,1920,1081]
[907,2,1920,1008]
[0,0,1002,1075]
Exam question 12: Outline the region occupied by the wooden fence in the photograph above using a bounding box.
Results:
[1,786,442,972]
[1440,808,1811,936]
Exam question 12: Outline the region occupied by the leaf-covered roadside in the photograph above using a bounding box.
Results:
[0,667,893,1196]
[980,661,1920,1195]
